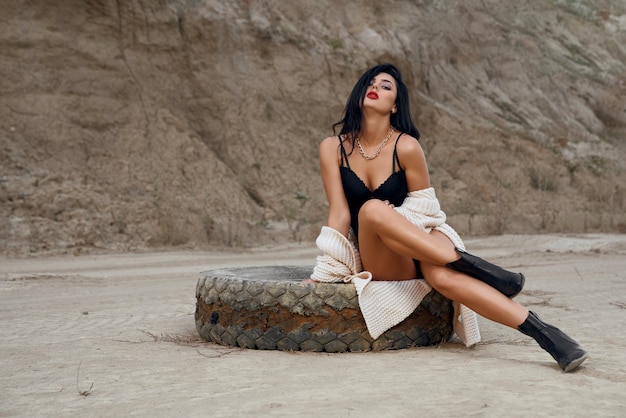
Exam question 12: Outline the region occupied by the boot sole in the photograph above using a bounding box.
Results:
[562,352,589,373]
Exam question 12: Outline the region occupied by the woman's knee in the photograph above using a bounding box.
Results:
[422,265,458,294]
[358,199,388,227]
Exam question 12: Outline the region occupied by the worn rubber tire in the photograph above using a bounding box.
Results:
[195,265,453,352]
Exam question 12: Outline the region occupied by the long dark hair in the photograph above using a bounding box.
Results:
[332,63,420,145]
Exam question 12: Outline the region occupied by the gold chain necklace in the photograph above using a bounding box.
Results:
[355,127,395,161]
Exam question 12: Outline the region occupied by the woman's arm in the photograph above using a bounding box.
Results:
[397,134,432,192]
[319,136,351,237]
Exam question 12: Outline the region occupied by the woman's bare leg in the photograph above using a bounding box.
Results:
[421,262,528,328]
[358,201,588,372]
[358,199,460,266]
[357,200,431,280]
[358,199,528,327]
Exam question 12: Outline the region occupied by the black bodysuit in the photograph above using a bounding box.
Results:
[339,133,424,278]
[339,133,407,238]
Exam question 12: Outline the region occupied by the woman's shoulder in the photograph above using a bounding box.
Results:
[396,132,424,155]
[320,134,341,147]
[319,135,343,163]
[394,132,427,171]
[319,135,343,154]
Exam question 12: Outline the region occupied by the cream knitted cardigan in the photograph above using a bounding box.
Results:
[311,187,481,347]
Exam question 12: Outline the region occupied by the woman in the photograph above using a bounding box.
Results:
[311,63,588,372]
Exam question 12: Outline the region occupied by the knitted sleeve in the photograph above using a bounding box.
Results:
[310,226,362,283]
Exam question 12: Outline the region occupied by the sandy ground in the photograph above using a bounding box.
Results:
[1,234,626,417]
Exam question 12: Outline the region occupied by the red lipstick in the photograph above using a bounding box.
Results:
[366,91,378,99]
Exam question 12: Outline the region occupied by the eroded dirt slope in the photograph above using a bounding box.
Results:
[1,0,625,255]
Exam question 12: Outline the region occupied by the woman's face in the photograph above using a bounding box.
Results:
[364,72,398,114]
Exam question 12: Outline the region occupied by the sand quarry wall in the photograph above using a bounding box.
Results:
[1,0,625,256]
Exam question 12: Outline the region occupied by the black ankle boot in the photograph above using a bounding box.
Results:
[518,311,588,372]
[446,248,525,298]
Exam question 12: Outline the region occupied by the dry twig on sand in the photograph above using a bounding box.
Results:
[76,360,94,397]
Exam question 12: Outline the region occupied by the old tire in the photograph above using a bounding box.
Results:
[195,265,453,352]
